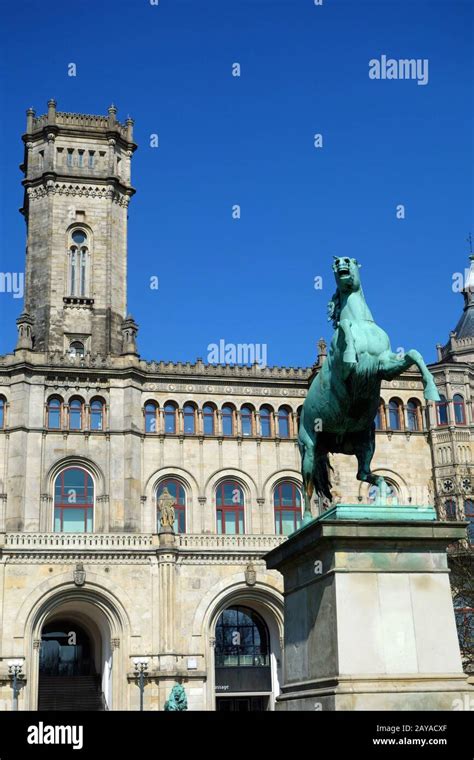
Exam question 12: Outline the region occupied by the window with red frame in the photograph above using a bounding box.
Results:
[277,407,290,438]
[69,398,83,431]
[164,402,177,434]
[260,406,272,437]
[216,481,244,535]
[222,405,234,436]
[240,406,253,436]
[453,394,466,425]
[445,499,457,520]
[464,499,474,543]
[54,467,93,532]
[437,394,448,426]
[274,482,302,535]
[47,397,62,430]
[145,401,158,433]
[90,398,104,431]
[157,478,186,533]
[203,404,215,435]
[183,403,196,434]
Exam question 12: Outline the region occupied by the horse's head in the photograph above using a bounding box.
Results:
[332,256,361,293]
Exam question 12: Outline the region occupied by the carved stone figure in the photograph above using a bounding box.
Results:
[157,486,175,531]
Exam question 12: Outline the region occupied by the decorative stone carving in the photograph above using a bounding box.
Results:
[245,561,257,586]
[73,562,86,586]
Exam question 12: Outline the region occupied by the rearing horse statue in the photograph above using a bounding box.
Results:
[298,256,440,522]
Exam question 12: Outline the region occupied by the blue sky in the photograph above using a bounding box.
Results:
[0,0,472,366]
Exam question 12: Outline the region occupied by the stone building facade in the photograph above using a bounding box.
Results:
[0,103,471,711]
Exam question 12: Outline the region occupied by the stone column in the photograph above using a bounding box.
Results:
[156,533,178,664]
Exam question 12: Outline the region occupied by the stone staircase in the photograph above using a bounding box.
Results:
[38,675,105,711]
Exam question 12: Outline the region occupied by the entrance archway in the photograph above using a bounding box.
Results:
[37,605,110,711]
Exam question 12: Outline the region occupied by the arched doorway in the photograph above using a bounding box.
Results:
[214,605,272,711]
[38,617,104,711]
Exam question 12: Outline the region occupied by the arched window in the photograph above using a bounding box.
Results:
[260,406,272,437]
[203,404,216,435]
[183,403,196,435]
[368,481,398,505]
[164,402,177,434]
[0,396,5,429]
[69,341,85,358]
[216,480,245,535]
[388,398,403,430]
[407,398,421,431]
[222,404,234,436]
[464,500,474,544]
[274,481,302,535]
[54,467,94,532]
[240,405,254,437]
[157,478,186,534]
[453,394,466,425]
[445,499,457,521]
[68,397,84,431]
[437,394,448,426]
[277,407,291,438]
[47,396,62,430]
[90,398,104,431]
[375,398,386,430]
[215,606,270,667]
[144,401,158,433]
[68,229,89,297]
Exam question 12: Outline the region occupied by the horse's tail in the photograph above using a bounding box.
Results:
[312,449,333,502]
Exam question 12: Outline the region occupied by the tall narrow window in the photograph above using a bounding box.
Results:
[0,396,5,429]
[67,149,74,167]
[90,398,104,431]
[145,401,158,433]
[437,394,448,426]
[407,399,421,431]
[157,478,186,534]
[54,467,93,532]
[216,481,245,535]
[388,398,403,430]
[274,482,302,535]
[183,403,196,434]
[164,402,177,434]
[445,500,457,521]
[88,151,95,168]
[68,229,89,298]
[277,407,290,438]
[69,398,84,431]
[260,406,272,437]
[240,405,254,437]
[47,397,62,430]
[78,150,84,167]
[464,500,474,544]
[222,404,234,436]
[453,394,466,425]
[203,404,215,435]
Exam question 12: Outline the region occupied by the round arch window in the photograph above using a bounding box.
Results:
[54,467,94,532]
[72,229,87,245]
[368,481,398,505]
[215,606,270,668]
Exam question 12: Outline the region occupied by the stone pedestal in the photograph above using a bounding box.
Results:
[265,506,474,710]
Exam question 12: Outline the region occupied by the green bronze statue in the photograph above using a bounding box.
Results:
[298,256,440,521]
[164,683,188,711]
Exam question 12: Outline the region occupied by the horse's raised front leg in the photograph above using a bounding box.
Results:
[378,350,440,402]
